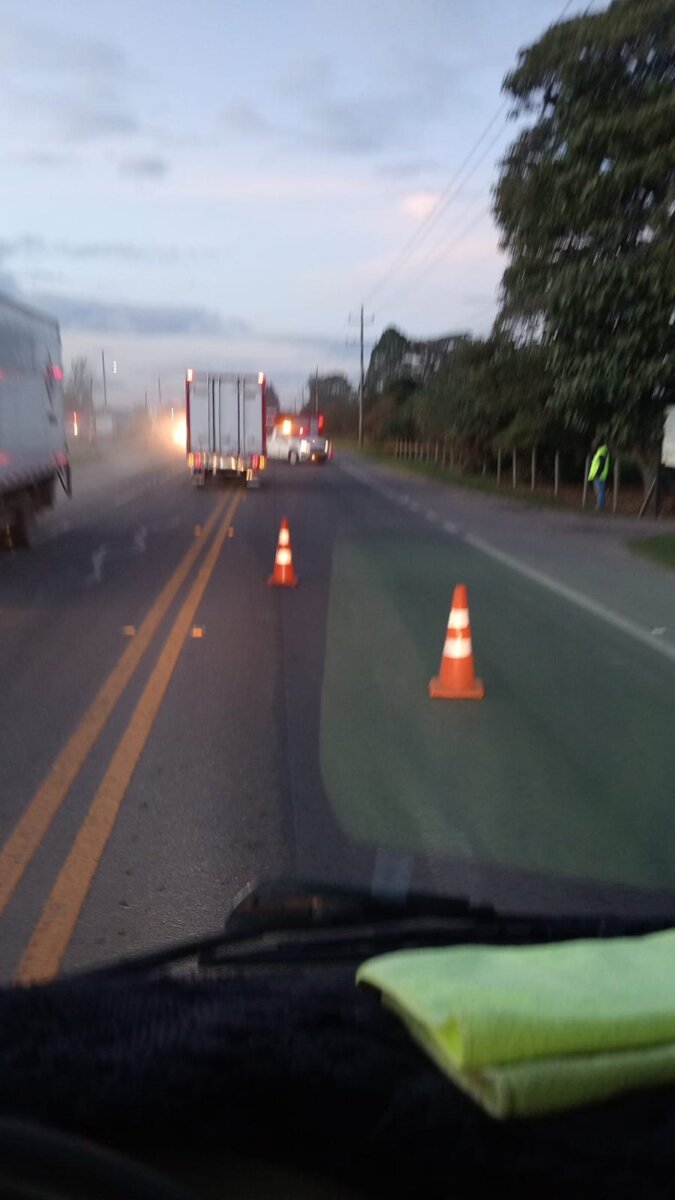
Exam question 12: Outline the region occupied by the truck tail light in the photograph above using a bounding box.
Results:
[260,455,266,470]
[252,455,259,470]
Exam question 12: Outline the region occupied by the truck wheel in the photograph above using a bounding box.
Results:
[9,506,33,549]
[288,450,299,465]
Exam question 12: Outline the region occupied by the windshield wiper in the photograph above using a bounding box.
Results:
[72,878,675,983]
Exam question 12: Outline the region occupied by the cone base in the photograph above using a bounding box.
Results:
[268,573,299,588]
[429,676,484,700]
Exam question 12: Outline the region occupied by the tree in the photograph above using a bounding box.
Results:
[494,0,674,490]
[64,357,93,415]
[365,327,409,396]
[305,373,355,411]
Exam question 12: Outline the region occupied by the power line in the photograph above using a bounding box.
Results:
[364,106,507,305]
[369,121,508,309]
[363,0,580,308]
[384,205,492,311]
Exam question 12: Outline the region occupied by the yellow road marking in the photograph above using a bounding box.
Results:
[17,491,242,984]
[0,494,227,917]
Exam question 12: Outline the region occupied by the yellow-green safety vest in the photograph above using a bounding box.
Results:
[589,445,610,482]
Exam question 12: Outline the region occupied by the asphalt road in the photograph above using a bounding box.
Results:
[1,443,674,984]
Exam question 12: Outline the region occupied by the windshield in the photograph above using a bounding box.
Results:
[1,0,674,987]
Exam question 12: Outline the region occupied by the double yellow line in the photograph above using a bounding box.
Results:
[1,489,242,984]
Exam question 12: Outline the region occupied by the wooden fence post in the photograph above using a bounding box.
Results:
[512,450,517,490]
[554,450,560,499]
[497,448,502,486]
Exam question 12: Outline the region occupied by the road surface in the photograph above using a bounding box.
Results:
[1,444,674,983]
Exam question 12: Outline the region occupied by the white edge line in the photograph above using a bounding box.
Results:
[339,456,675,667]
[463,533,675,666]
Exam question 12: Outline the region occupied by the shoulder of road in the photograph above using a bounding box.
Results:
[338,452,675,661]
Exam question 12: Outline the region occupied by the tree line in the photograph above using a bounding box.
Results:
[348,0,673,495]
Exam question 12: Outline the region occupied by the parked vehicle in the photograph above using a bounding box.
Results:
[266,414,330,465]
[0,294,70,547]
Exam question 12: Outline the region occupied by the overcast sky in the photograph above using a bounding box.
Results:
[0,0,601,408]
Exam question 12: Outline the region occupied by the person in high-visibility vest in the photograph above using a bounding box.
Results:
[588,441,610,510]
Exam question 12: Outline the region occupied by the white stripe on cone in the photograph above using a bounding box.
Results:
[276,548,292,566]
[443,637,472,659]
[279,529,290,547]
[448,609,470,630]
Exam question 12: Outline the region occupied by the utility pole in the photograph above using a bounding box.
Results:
[315,365,319,417]
[348,305,374,447]
[157,377,162,409]
[101,349,108,411]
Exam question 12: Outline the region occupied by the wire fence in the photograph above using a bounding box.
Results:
[380,439,671,519]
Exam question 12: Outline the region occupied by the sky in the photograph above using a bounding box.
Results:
[0,0,602,409]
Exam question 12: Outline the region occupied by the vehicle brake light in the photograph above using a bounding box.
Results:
[48,365,64,381]
[252,455,259,470]
[318,413,324,431]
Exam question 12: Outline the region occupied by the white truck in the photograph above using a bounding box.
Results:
[185,370,266,485]
[0,294,70,547]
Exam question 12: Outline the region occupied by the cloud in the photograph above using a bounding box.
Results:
[1,21,141,144]
[13,150,75,168]
[0,24,129,79]
[0,271,21,297]
[119,155,170,178]
[0,236,46,260]
[30,293,244,337]
[219,50,461,159]
[221,102,273,138]
[377,159,440,180]
[402,191,441,220]
[58,100,139,142]
[0,237,209,265]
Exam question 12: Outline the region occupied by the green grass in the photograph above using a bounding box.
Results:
[629,533,675,572]
[337,441,585,512]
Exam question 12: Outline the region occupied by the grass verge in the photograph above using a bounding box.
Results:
[335,441,590,513]
[628,533,675,572]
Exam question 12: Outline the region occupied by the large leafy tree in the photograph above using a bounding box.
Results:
[494,0,674,488]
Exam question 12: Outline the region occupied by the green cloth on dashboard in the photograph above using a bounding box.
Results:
[357,930,675,1118]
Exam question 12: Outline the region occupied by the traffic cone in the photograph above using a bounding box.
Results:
[268,517,298,587]
[429,584,484,700]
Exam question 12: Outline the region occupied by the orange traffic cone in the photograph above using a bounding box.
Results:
[429,584,484,700]
[268,517,298,587]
